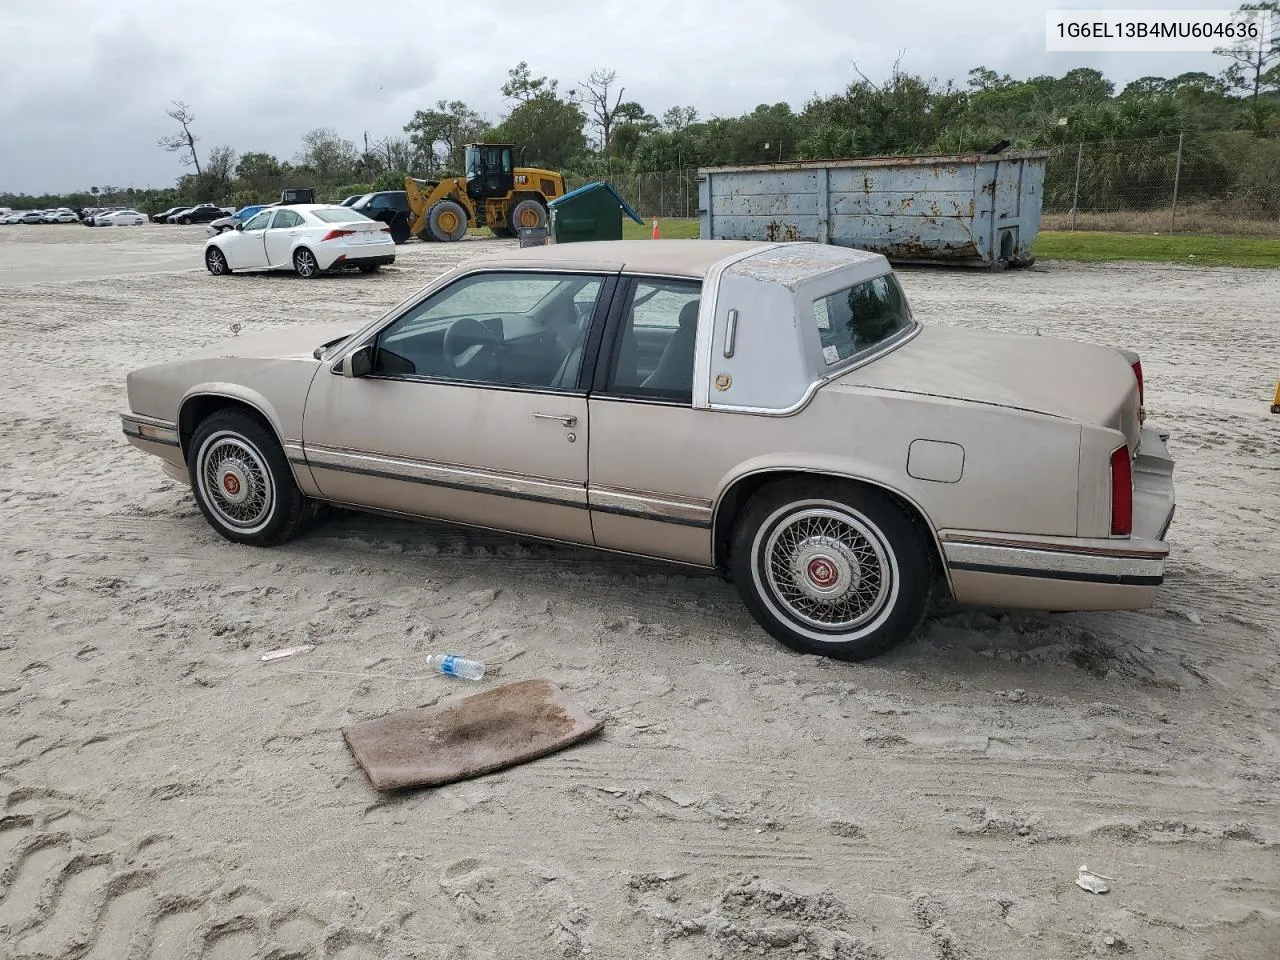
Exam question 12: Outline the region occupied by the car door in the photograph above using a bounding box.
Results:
[302,269,618,545]
[221,209,272,268]
[585,275,717,565]
[264,209,303,267]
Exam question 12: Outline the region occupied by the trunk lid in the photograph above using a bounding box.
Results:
[836,325,1141,450]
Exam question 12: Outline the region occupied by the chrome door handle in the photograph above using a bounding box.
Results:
[533,413,577,426]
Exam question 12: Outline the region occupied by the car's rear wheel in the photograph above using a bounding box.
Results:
[188,410,314,546]
[205,247,230,276]
[729,479,934,661]
[293,247,319,278]
[426,200,468,242]
[180,216,192,225]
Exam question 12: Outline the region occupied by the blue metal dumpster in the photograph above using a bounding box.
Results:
[698,150,1048,267]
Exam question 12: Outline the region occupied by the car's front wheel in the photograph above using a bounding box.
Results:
[188,410,315,546]
[205,247,230,276]
[426,200,468,242]
[729,479,934,661]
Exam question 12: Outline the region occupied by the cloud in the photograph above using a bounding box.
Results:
[0,0,1230,193]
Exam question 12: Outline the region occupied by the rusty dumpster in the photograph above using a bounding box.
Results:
[698,150,1049,268]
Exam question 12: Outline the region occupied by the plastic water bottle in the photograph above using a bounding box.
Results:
[427,654,486,681]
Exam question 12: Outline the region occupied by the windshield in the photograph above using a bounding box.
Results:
[810,272,915,365]
[313,208,372,223]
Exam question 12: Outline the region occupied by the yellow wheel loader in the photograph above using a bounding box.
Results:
[405,143,566,242]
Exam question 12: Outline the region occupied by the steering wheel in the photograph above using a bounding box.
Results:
[442,317,502,377]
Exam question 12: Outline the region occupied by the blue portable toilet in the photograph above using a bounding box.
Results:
[548,181,643,243]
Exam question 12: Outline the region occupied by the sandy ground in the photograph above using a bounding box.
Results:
[0,223,1277,960]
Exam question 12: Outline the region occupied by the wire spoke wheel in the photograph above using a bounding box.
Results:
[761,506,892,631]
[197,433,275,533]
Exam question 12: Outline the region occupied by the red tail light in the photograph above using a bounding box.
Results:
[320,228,355,242]
[1131,359,1144,405]
[1110,445,1133,536]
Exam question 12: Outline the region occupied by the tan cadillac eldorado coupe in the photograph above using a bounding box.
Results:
[121,239,1176,660]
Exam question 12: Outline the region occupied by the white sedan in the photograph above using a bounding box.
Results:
[43,209,79,223]
[94,209,147,226]
[203,204,396,278]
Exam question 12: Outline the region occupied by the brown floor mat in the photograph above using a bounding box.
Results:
[342,678,604,791]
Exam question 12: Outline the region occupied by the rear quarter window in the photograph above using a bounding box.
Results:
[812,272,914,365]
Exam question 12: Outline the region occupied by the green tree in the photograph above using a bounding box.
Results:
[610,102,659,160]
[404,100,490,173]
[294,128,359,186]
[493,92,587,170]
[502,61,558,104]
[799,64,967,158]
[1214,1,1280,133]
[234,152,283,196]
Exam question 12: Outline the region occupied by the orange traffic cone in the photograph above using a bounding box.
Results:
[651,215,660,240]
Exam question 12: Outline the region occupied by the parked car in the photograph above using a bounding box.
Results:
[347,190,412,244]
[18,211,46,224]
[119,240,1176,661]
[43,208,79,223]
[0,211,26,224]
[153,206,187,223]
[170,203,224,225]
[202,204,395,278]
[206,203,273,236]
[94,209,147,226]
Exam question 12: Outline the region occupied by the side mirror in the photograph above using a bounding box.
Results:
[235,221,244,231]
[344,343,373,378]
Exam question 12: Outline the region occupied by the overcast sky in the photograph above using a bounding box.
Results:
[0,0,1237,194]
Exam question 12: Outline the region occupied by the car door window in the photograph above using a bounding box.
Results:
[272,210,302,229]
[602,278,702,404]
[371,272,606,389]
[243,210,273,231]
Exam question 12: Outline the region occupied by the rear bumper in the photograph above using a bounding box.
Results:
[318,245,396,269]
[942,424,1175,612]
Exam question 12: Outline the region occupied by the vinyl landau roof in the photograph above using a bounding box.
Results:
[457,239,888,282]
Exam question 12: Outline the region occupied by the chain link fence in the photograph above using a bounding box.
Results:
[567,132,1280,236]
[564,170,700,221]
[1042,132,1280,236]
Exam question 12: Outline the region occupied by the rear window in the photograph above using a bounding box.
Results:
[811,272,914,365]
[313,208,372,223]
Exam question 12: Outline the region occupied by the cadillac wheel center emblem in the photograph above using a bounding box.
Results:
[223,473,241,496]
[807,557,837,588]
